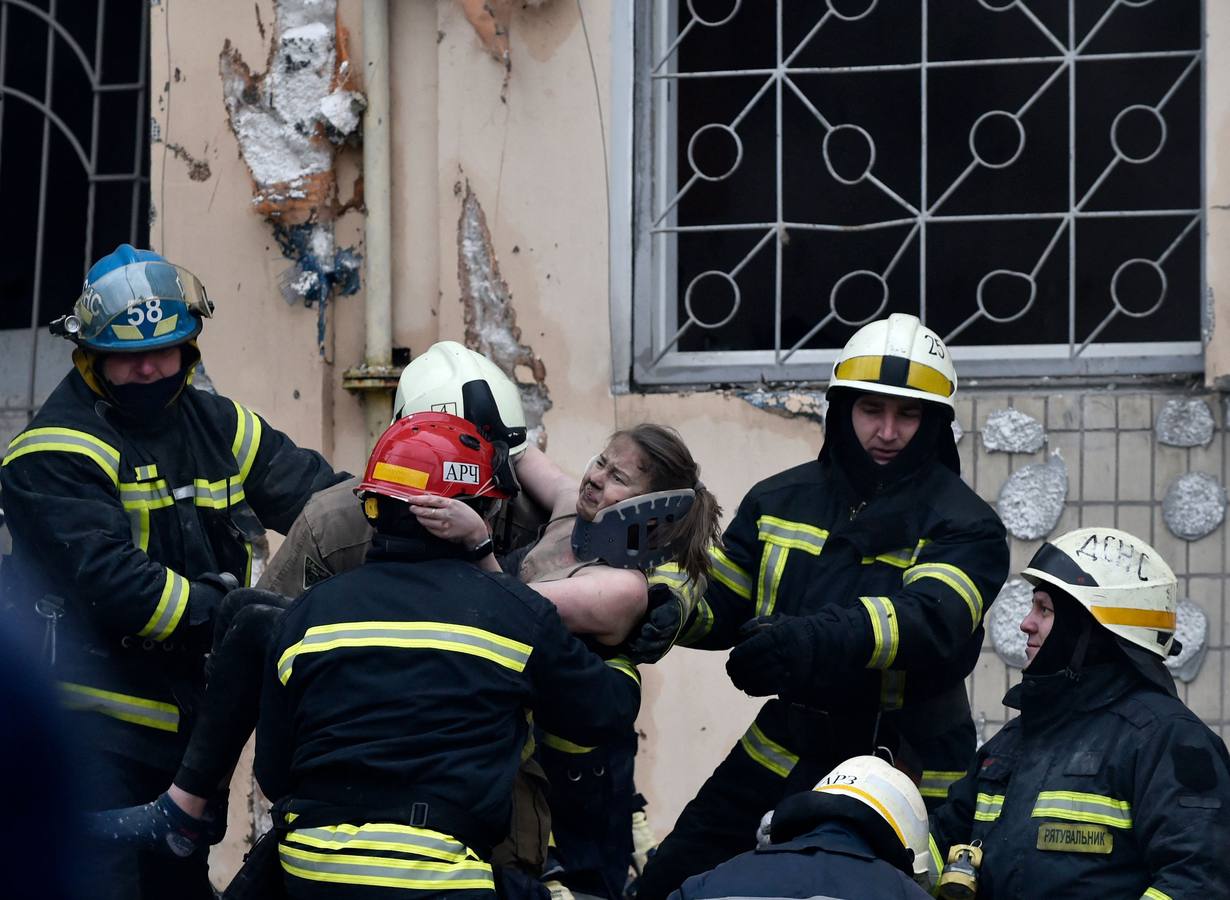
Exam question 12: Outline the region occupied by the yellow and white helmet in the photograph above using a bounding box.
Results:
[813,755,931,885]
[1022,527,1178,659]
[829,313,957,409]
[393,341,528,456]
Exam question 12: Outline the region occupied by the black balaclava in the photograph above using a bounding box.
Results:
[95,343,199,423]
[366,494,491,562]
[1025,588,1121,677]
[822,388,959,500]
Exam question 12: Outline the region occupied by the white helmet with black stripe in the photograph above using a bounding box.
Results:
[828,313,957,409]
[1021,527,1178,659]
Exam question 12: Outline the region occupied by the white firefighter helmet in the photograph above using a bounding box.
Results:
[393,341,528,456]
[1021,527,1178,659]
[813,755,931,884]
[829,313,957,409]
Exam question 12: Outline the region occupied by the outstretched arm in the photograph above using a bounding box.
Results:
[529,567,649,645]
[513,445,578,516]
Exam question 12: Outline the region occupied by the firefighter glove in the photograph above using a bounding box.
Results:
[623,586,683,665]
[726,609,848,698]
[187,571,240,627]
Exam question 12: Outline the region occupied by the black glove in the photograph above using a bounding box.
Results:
[623,589,684,665]
[187,571,240,627]
[726,609,849,698]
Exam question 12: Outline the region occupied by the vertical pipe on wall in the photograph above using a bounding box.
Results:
[362,0,393,451]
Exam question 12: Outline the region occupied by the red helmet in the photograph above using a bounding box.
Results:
[357,412,513,504]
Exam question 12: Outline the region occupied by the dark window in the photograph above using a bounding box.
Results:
[633,0,1203,385]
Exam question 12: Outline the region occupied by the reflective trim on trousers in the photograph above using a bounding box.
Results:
[59,681,180,732]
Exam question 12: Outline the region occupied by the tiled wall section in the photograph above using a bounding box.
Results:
[958,389,1228,748]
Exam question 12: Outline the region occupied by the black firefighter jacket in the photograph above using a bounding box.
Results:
[254,539,642,862]
[929,663,1230,900]
[0,364,342,768]
[680,454,1008,798]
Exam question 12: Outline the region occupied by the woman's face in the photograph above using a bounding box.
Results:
[1020,589,1056,666]
[576,435,653,522]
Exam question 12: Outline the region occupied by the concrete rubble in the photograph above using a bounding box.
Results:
[981,408,1046,453]
[1156,398,1215,448]
[1162,472,1227,540]
[736,388,827,427]
[997,451,1068,540]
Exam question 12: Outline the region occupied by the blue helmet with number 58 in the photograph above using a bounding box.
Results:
[51,244,213,353]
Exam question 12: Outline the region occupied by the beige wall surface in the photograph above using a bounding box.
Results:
[147,0,1229,888]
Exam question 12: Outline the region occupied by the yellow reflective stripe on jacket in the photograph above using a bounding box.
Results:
[756,515,828,555]
[134,463,158,480]
[860,596,899,669]
[540,731,597,754]
[975,792,1004,822]
[279,840,494,891]
[862,539,930,569]
[1143,889,1172,900]
[707,544,752,600]
[756,542,789,617]
[920,770,965,800]
[1031,790,1133,829]
[739,722,798,778]
[648,562,704,621]
[904,562,984,630]
[606,655,640,686]
[283,823,473,864]
[879,670,905,710]
[277,621,533,685]
[230,400,262,483]
[119,479,175,510]
[928,833,943,883]
[3,427,121,485]
[59,681,179,732]
[678,597,714,645]
[136,570,190,641]
[191,476,246,509]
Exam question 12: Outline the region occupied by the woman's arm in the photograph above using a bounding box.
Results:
[514,445,578,516]
[529,567,649,645]
[405,495,502,572]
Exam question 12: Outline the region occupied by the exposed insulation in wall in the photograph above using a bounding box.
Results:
[219,0,364,328]
[457,181,552,449]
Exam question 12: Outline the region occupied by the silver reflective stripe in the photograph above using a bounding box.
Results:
[975,792,1004,822]
[120,481,172,504]
[172,484,195,500]
[59,681,180,732]
[739,722,798,778]
[756,542,788,617]
[3,429,121,484]
[756,517,827,554]
[279,844,494,889]
[860,595,899,669]
[1031,791,1132,828]
[190,479,243,507]
[904,562,983,629]
[278,622,533,684]
[920,770,965,800]
[138,570,190,641]
[231,401,261,482]
[287,826,467,860]
[707,545,752,600]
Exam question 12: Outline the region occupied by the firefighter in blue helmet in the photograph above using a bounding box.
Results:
[929,528,1230,899]
[0,245,346,900]
[634,314,1010,900]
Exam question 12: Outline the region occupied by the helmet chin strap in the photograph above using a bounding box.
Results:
[571,489,695,571]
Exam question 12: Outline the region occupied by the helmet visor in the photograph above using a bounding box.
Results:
[75,261,211,343]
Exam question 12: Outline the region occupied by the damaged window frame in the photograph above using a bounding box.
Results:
[613,1,1207,390]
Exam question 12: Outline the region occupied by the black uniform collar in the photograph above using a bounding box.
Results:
[1006,660,1141,728]
[367,531,471,565]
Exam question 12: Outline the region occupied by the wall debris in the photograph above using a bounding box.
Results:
[997,451,1067,540]
[1155,398,1215,448]
[988,576,1032,668]
[457,181,552,449]
[1169,599,1209,683]
[1163,472,1227,540]
[454,0,550,87]
[736,387,827,427]
[982,408,1046,454]
[219,0,364,327]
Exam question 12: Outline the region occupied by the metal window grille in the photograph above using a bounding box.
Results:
[630,0,1204,386]
[0,0,150,448]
